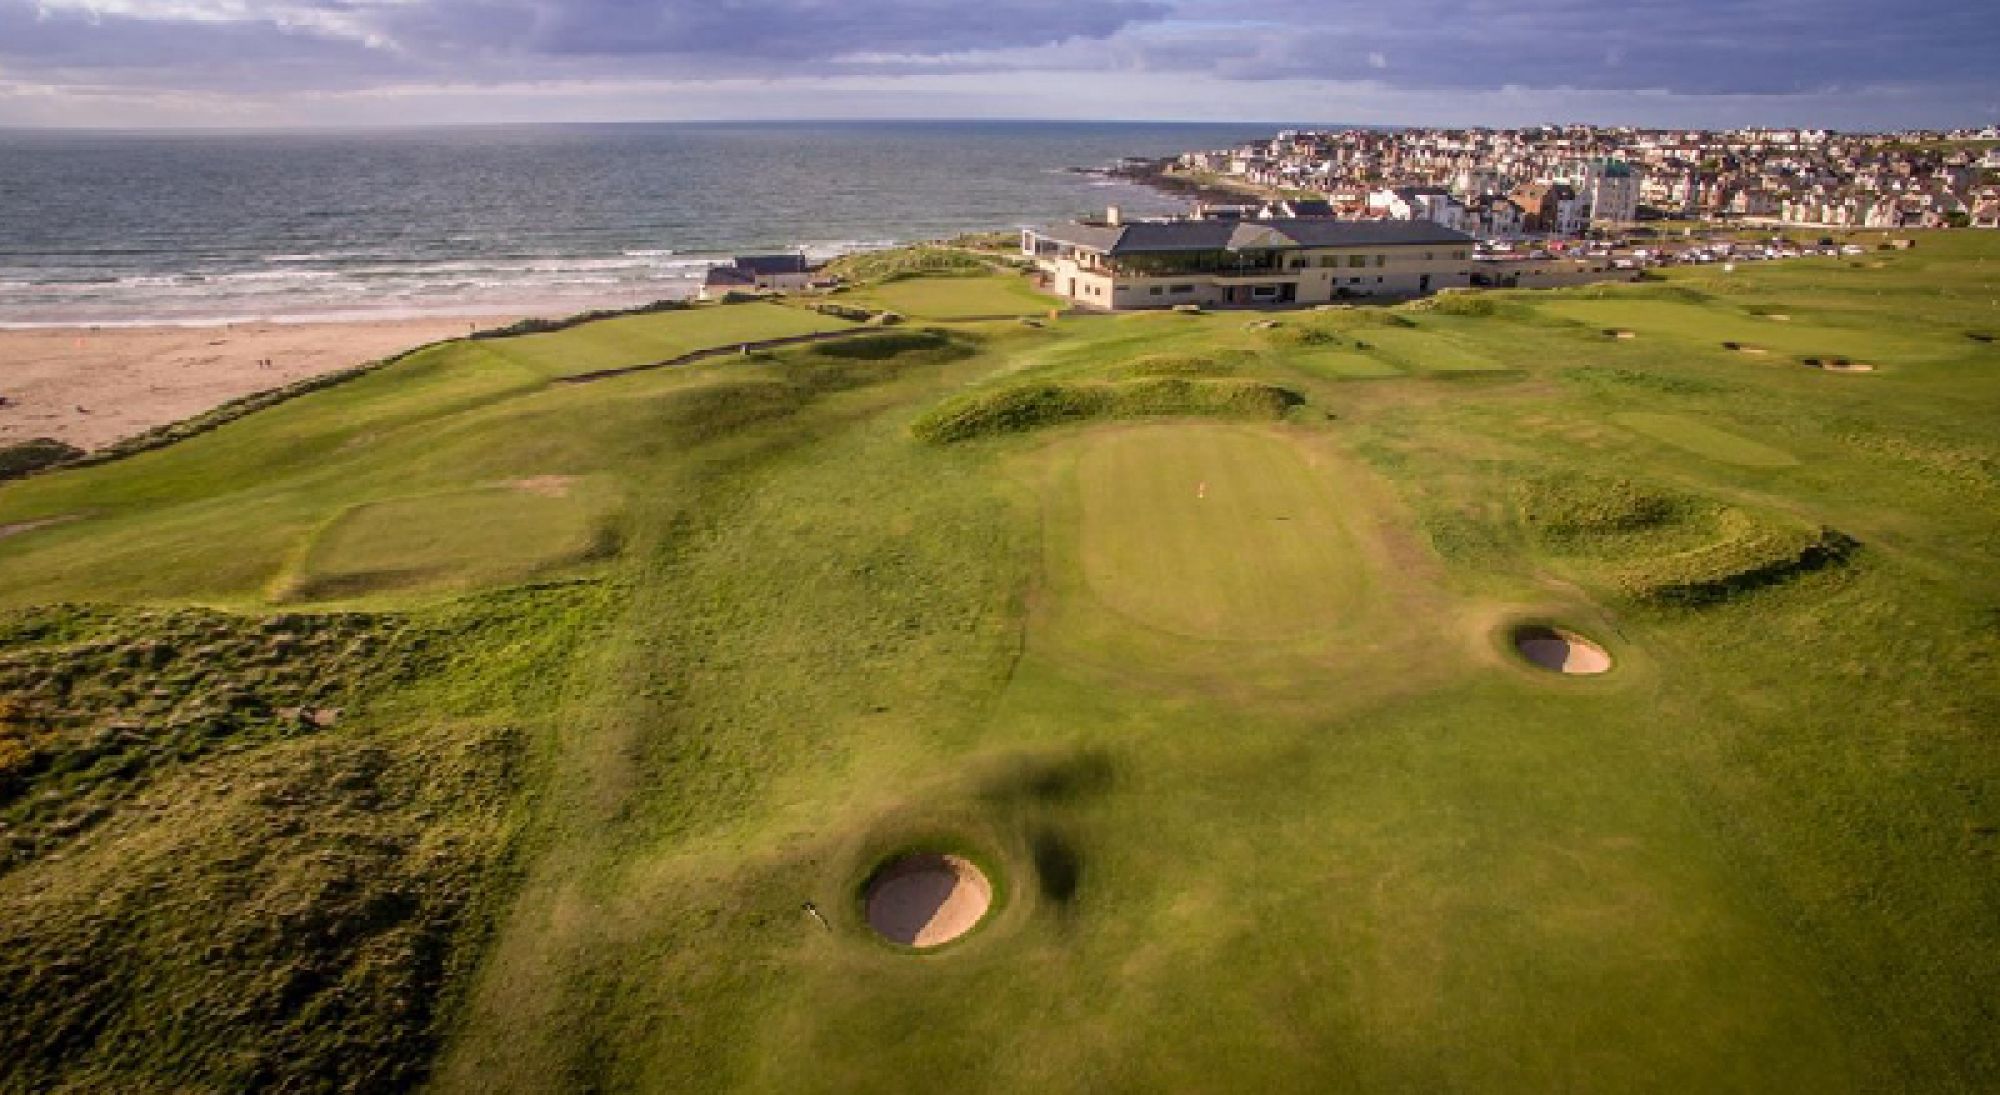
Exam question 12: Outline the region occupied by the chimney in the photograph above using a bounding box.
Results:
[1105,204,1123,226]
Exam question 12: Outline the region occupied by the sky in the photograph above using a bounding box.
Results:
[2,0,1996,130]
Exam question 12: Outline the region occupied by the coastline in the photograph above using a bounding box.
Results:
[0,316,520,451]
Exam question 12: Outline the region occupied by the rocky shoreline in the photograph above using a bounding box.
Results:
[1069,157,1271,206]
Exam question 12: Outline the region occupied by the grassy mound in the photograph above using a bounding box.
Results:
[911,376,1302,443]
[822,245,990,284]
[1107,352,1241,379]
[1518,476,1857,603]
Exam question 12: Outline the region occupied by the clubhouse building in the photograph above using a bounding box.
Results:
[1022,209,1477,310]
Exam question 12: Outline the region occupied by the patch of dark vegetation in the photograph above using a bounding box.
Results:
[468,297,692,340]
[0,605,438,871]
[0,438,85,482]
[911,376,1303,444]
[1561,366,1729,395]
[0,721,516,1095]
[1969,330,1995,344]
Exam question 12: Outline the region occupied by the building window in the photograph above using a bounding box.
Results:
[1347,255,1367,268]
[1289,258,1309,270]
[1375,255,1387,267]
[1149,286,1163,295]
[1376,276,1384,283]
[1170,284,1193,294]
[1318,255,1340,268]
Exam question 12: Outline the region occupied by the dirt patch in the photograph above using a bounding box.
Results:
[0,514,82,542]
[1513,624,1613,676]
[864,853,992,948]
[1722,342,1768,356]
[509,475,578,497]
[1764,313,1792,322]
[1604,328,1636,340]
[1802,357,1875,373]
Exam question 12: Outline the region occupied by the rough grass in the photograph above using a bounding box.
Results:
[821,245,991,283]
[910,376,1302,443]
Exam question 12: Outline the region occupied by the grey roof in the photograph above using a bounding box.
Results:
[1033,217,1473,255]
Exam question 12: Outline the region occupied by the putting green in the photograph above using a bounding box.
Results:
[1612,412,1798,468]
[292,482,605,599]
[1076,425,1364,640]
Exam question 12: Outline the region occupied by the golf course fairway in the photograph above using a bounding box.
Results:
[1,232,1997,1093]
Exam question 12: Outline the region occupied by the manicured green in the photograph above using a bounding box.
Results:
[2,234,1998,1094]
[1075,425,1364,640]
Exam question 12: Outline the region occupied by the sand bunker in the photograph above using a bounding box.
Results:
[1513,625,1613,676]
[864,853,993,948]
[1764,313,1792,322]
[1604,328,1637,340]
[1722,341,1768,355]
[1802,357,1875,373]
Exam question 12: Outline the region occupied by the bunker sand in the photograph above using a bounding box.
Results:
[865,854,992,948]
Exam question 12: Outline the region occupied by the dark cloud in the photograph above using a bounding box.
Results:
[0,0,1993,106]
[1147,0,1999,95]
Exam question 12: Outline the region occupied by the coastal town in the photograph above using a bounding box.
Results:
[1119,124,2000,235]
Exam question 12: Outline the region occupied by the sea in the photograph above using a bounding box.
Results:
[0,121,1274,328]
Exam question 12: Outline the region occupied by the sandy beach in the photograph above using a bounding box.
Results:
[0,318,513,451]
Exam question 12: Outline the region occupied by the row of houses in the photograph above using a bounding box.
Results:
[1171,125,2000,237]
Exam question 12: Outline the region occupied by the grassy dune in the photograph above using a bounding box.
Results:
[2,239,1998,1092]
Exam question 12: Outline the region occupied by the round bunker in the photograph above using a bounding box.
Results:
[1512,624,1613,676]
[864,853,993,948]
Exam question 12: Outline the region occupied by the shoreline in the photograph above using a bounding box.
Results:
[0,315,525,451]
